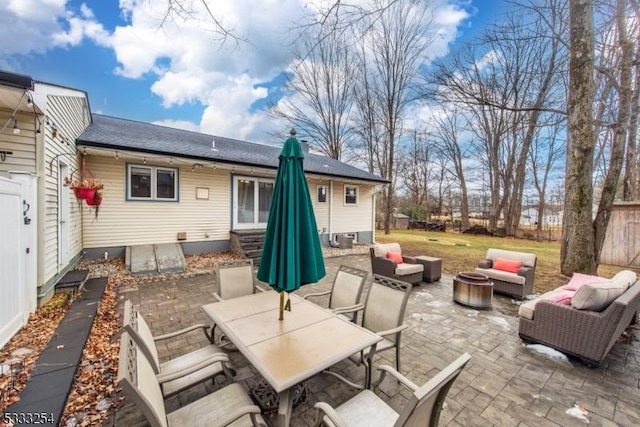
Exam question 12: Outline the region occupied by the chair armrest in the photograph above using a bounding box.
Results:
[372,257,397,277]
[376,365,419,392]
[153,324,211,341]
[332,303,365,316]
[402,255,417,264]
[156,353,230,383]
[478,259,492,269]
[376,324,408,338]
[303,290,331,300]
[217,405,266,427]
[313,402,349,427]
[212,292,224,302]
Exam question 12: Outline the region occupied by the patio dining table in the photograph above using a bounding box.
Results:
[202,290,381,427]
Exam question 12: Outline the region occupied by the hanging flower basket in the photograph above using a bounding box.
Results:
[76,187,96,202]
[63,156,104,218]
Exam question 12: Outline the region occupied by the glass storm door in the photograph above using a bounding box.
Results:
[233,176,274,229]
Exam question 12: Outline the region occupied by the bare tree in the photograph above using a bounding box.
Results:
[353,0,437,234]
[397,131,434,219]
[429,3,567,236]
[270,29,357,160]
[430,109,472,230]
[528,119,565,239]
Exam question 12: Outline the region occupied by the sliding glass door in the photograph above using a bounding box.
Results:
[233,176,274,229]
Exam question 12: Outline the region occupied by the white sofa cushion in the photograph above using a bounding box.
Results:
[475,267,526,285]
[372,243,402,258]
[486,248,536,268]
[571,281,627,311]
[518,288,571,320]
[395,263,423,276]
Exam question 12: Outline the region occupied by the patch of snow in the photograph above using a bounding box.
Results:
[11,348,32,356]
[526,344,571,364]
[488,316,511,330]
[565,404,590,423]
[96,398,111,411]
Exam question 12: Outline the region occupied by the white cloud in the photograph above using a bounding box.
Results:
[0,0,471,142]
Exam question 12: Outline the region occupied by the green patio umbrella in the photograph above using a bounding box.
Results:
[258,129,326,320]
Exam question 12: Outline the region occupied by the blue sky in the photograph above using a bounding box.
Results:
[0,0,507,143]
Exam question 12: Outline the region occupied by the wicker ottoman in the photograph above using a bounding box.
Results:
[415,256,442,282]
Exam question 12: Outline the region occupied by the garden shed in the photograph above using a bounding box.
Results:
[600,201,640,267]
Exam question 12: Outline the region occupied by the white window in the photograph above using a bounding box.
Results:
[127,163,178,201]
[344,185,358,206]
[317,185,328,203]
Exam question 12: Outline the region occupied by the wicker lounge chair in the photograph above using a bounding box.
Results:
[118,331,266,427]
[123,300,233,397]
[370,243,424,284]
[303,265,368,322]
[314,353,471,427]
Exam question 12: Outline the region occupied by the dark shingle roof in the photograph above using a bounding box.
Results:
[77,114,387,184]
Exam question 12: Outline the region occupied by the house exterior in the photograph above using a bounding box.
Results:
[75,114,387,259]
[0,71,90,346]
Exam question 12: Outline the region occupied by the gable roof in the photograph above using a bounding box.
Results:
[77,114,388,184]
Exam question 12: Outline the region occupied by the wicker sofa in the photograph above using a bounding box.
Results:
[518,271,640,367]
[475,248,537,299]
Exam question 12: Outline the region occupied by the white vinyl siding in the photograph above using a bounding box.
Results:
[331,183,374,234]
[0,109,37,175]
[82,155,231,248]
[42,93,88,286]
[309,179,330,233]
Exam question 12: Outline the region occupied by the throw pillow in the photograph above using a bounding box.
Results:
[543,290,574,305]
[493,257,522,274]
[563,272,609,291]
[386,251,404,264]
[571,281,628,311]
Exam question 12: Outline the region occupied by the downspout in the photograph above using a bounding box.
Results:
[328,180,338,247]
[372,185,377,243]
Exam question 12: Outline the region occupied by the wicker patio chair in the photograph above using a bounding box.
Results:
[314,353,471,427]
[123,300,234,397]
[118,331,266,427]
[303,265,368,322]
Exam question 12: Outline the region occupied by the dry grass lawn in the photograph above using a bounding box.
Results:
[375,229,626,294]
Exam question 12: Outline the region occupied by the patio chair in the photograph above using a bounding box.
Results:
[123,300,234,397]
[118,331,267,427]
[213,259,266,302]
[313,352,471,427]
[329,274,412,388]
[303,265,368,322]
[212,259,266,346]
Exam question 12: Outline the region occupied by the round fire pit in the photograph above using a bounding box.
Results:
[453,272,493,310]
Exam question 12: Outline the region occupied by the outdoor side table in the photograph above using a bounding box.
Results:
[415,256,442,282]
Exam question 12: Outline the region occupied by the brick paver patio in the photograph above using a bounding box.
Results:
[106,255,640,426]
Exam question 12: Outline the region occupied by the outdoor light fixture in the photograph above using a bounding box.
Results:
[12,119,20,135]
[115,151,119,160]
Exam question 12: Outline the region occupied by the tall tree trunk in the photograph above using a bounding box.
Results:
[561,0,596,275]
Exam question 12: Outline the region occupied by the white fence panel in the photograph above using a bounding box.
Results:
[0,177,25,349]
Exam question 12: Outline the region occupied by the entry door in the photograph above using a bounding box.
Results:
[58,161,70,267]
[233,176,274,229]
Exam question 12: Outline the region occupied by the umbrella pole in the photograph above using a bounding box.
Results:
[279,291,284,320]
